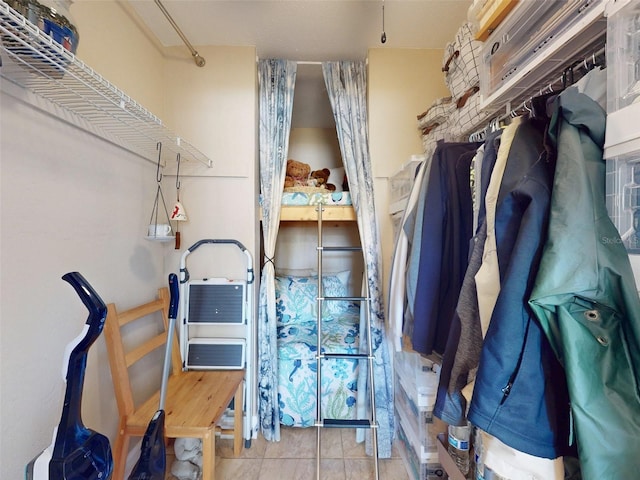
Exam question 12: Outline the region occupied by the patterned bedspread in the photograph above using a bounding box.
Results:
[281,190,352,206]
[277,308,360,427]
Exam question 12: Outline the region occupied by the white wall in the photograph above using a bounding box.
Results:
[0,2,170,476]
[0,86,165,477]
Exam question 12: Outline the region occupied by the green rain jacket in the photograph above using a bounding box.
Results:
[529,86,640,479]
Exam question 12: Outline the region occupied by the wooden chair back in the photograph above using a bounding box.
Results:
[104,287,245,480]
[104,287,181,417]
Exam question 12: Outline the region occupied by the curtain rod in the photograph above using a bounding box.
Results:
[154,0,206,67]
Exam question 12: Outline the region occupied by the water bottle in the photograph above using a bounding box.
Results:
[473,425,485,480]
[448,422,471,476]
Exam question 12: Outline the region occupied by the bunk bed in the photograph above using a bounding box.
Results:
[280,189,356,222]
[258,59,394,459]
[275,188,361,427]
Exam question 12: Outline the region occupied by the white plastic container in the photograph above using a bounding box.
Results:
[606,0,640,113]
[480,0,603,100]
[604,0,640,253]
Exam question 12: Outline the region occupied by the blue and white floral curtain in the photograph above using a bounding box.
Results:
[322,60,395,458]
[257,58,297,442]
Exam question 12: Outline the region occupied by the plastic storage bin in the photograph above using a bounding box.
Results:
[394,351,444,479]
[394,350,439,410]
[605,138,640,253]
[389,156,424,216]
[396,421,446,480]
[604,0,640,253]
[480,0,602,99]
[606,0,640,112]
[395,381,438,457]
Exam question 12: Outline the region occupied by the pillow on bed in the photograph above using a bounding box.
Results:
[275,268,316,277]
[275,271,350,325]
[328,167,345,192]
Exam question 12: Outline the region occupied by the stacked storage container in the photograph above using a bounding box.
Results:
[388,156,425,239]
[418,21,489,156]
[604,0,640,253]
[394,351,445,480]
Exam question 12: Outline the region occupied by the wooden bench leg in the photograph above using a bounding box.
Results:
[112,418,130,480]
[234,381,244,457]
[201,429,215,480]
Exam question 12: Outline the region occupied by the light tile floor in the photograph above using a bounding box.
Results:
[167,427,410,480]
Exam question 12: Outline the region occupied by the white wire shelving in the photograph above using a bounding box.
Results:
[0,0,212,168]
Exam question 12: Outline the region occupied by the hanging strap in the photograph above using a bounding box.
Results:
[442,50,460,73]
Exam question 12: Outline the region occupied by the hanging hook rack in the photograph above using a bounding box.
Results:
[146,140,175,241]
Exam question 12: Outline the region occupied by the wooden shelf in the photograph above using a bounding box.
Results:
[437,433,469,480]
[280,205,356,222]
[479,0,606,115]
[475,0,519,42]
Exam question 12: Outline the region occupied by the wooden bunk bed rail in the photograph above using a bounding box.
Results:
[280,205,356,222]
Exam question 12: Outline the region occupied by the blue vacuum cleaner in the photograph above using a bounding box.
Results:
[128,273,179,480]
[25,272,113,480]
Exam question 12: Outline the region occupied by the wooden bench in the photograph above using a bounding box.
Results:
[104,286,244,480]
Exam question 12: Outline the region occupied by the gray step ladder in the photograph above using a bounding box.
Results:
[314,206,379,480]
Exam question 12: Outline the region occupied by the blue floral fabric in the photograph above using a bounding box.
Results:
[258,59,297,442]
[275,272,351,323]
[277,311,360,427]
[281,191,352,206]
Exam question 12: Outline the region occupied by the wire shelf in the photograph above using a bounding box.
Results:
[0,0,212,168]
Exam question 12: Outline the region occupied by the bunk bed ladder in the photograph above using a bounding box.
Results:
[314,205,379,480]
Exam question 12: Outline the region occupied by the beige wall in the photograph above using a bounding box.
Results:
[368,48,449,318]
[289,127,342,170]
[72,0,166,117]
[368,48,449,178]
[159,44,258,283]
[0,4,258,479]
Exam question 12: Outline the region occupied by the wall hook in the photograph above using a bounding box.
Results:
[156,142,163,183]
[175,153,182,193]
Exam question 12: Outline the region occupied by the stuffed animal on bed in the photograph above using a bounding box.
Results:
[284,159,311,188]
[309,168,336,191]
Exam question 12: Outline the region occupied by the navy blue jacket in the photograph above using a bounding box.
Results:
[468,117,573,459]
[411,141,481,355]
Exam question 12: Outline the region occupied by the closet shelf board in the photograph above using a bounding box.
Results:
[0,0,212,168]
[480,0,606,115]
[474,0,519,42]
[280,205,356,222]
[436,433,468,480]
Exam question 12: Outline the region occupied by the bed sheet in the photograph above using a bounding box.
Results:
[277,309,360,427]
[281,190,352,206]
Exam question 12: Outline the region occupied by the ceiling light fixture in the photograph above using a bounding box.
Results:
[381,0,387,44]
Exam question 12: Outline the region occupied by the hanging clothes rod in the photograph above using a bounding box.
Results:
[468,45,606,142]
[503,44,607,116]
[154,0,206,67]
